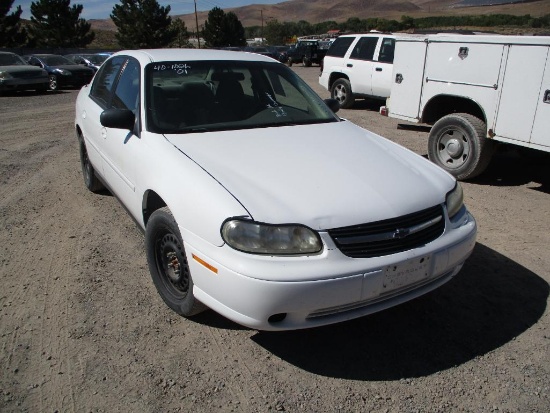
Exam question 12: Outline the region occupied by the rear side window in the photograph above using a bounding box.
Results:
[90,56,125,108]
[326,37,355,58]
[350,37,378,61]
[378,38,395,63]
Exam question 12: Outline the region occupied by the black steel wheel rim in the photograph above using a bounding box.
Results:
[156,232,190,298]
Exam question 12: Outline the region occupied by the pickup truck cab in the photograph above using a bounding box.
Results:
[319,33,395,108]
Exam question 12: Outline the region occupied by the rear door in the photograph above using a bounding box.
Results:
[346,36,379,96]
[371,37,395,98]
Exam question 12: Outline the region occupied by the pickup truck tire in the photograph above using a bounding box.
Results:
[146,207,207,317]
[428,113,495,180]
[303,57,312,67]
[331,79,354,109]
[78,134,105,193]
[287,58,293,67]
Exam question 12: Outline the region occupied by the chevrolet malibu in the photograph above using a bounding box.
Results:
[75,49,476,331]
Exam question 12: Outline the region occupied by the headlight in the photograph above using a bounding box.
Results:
[221,219,322,255]
[0,71,13,80]
[446,183,464,219]
[53,68,71,75]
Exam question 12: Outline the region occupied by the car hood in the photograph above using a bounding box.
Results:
[165,121,455,230]
[47,64,90,72]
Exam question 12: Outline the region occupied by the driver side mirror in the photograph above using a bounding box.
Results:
[324,98,340,114]
[100,108,135,130]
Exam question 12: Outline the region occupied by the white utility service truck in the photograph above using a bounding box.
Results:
[381,34,550,180]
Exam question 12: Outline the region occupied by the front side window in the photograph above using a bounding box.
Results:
[146,60,339,134]
[350,37,378,61]
[90,56,126,108]
[325,37,355,58]
[112,58,140,112]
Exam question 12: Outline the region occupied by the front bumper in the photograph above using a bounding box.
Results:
[0,77,48,91]
[185,210,477,331]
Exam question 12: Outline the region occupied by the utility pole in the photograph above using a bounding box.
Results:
[261,9,264,43]
[194,0,201,49]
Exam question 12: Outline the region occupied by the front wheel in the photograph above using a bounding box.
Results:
[428,113,496,180]
[330,78,354,109]
[146,207,206,317]
[48,75,57,91]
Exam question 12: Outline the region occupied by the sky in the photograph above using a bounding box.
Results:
[12,0,288,20]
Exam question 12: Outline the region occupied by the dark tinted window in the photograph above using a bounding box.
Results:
[378,38,395,63]
[90,56,125,108]
[325,37,354,58]
[112,58,140,112]
[350,37,378,61]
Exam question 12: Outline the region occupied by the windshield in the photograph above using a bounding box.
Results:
[146,60,338,134]
[42,55,75,66]
[0,53,27,66]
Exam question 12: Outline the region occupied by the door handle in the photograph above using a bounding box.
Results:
[375,67,382,72]
[347,64,353,68]
[544,90,550,104]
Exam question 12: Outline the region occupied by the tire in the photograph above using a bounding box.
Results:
[48,75,57,91]
[78,135,105,192]
[303,57,312,67]
[146,207,206,317]
[287,57,293,67]
[428,113,496,180]
[330,78,354,109]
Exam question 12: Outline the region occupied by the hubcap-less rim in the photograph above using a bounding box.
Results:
[333,84,347,104]
[436,128,471,170]
[157,233,189,298]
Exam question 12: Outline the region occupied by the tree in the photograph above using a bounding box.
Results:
[170,18,193,48]
[0,0,27,46]
[28,0,94,47]
[203,7,246,48]
[111,0,177,48]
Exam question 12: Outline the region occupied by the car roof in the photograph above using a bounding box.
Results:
[112,49,278,65]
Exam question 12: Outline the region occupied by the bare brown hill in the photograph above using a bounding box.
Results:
[91,0,550,32]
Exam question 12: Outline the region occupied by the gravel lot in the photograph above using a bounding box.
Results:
[1,65,549,413]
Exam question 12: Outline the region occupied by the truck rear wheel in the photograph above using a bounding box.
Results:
[428,113,496,180]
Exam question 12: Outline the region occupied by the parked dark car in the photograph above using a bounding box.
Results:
[24,54,95,91]
[65,53,109,73]
[268,45,290,63]
[0,51,49,93]
[286,40,328,67]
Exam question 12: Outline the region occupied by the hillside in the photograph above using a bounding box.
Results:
[90,0,550,33]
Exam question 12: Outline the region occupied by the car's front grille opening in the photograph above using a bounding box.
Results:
[327,205,445,258]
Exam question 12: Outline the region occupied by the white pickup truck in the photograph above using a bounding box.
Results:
[381,33,550,180]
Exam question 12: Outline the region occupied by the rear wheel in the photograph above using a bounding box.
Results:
[146,207,206,317]
[428,113,496,180]
[330,78,354,109]
[78,134,104,192]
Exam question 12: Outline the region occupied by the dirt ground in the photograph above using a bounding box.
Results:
[1,66,549,413]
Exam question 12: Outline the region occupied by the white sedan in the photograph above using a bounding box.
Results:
[75,49,476,331]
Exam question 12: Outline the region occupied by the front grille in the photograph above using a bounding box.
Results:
[328,205,445,258]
